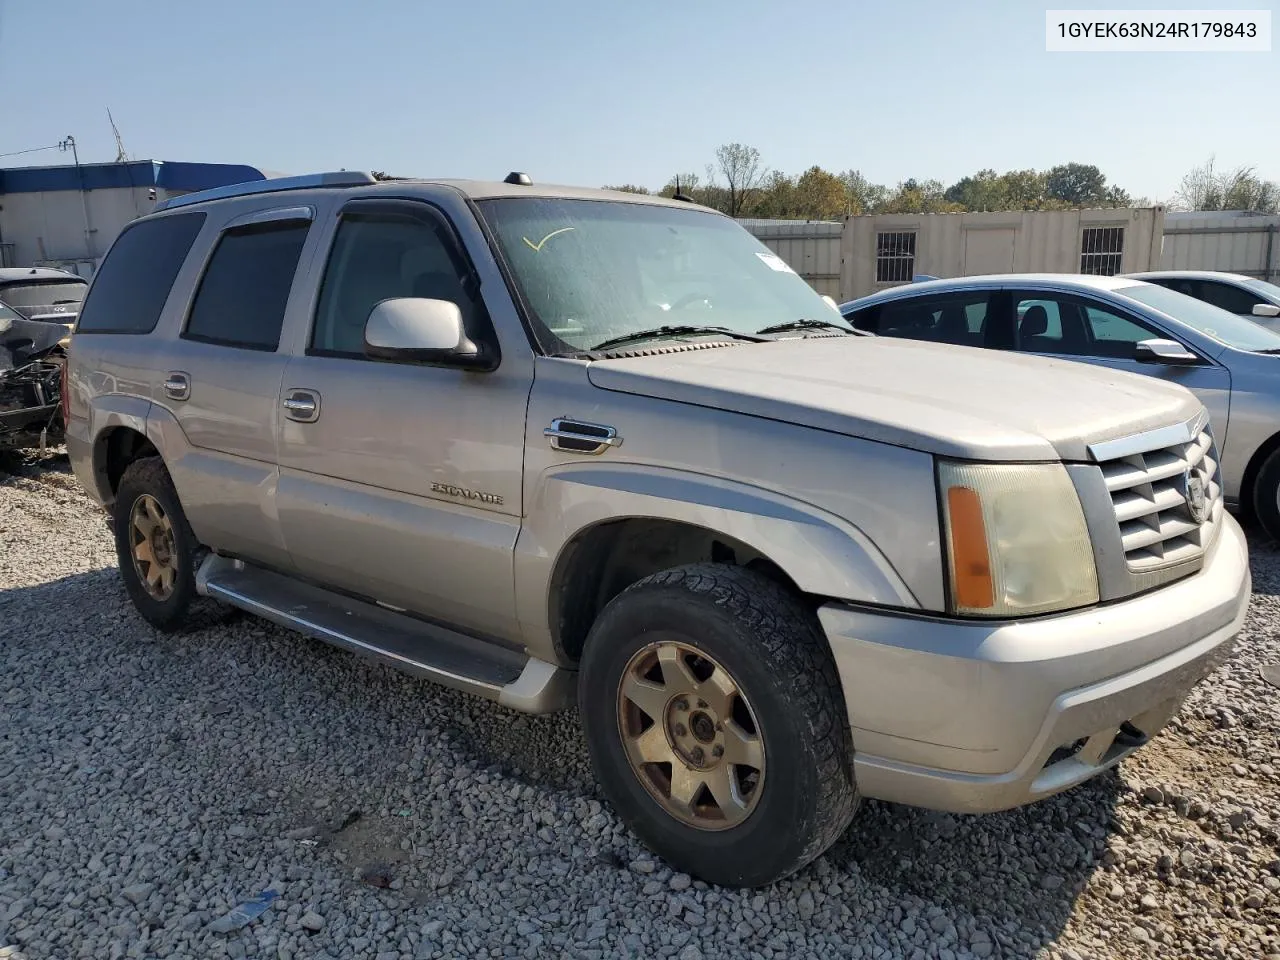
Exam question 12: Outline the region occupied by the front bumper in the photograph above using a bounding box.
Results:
[820,511,1250,814]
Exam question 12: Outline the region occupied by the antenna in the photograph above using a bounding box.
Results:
[107,108,130,162]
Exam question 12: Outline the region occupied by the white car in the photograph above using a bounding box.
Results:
[1125,270,1280,331]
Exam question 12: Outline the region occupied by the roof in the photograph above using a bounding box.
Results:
[0,267,86,283]
[152,170,727,214]
[0,160,267,195]
[1123,270,1259,283]
[840,273,1148,309]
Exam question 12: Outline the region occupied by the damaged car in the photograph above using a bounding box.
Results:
[0,300,66,451]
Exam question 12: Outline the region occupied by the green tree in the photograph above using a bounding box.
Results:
[603,184,651,194]
[792,166,848,220]
[1173,156,1278,213]
[1045,163,1108,206]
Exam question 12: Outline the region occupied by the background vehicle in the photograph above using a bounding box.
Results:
[0,267,88,345]
[64,174,1249,888]
[0,300,66,450]
[840,274,1280,541]
[1124,270,1280,330]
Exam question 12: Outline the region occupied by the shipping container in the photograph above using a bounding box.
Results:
[740,219,844,299]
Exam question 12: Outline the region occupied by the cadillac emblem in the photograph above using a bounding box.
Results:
[1185,469,1207,525]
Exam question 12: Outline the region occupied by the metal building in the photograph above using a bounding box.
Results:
[1160,211,1280,281]
[0,160,271,275]
[743,207,1167,302]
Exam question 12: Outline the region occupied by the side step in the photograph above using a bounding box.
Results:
[195,554,575,714]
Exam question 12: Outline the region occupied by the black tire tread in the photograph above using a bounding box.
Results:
[113,456,206,632]
[603,562,859,881]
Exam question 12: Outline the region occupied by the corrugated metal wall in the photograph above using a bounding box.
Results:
[1161,213,1280,280]
[742,208,1168,301]
[742,220,844,298]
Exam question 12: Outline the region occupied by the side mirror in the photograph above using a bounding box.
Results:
[1134,338,1200,365]
[363,297,493,370]
[1252,303,1280,318]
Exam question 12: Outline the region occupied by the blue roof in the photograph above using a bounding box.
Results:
[0,160,268,194]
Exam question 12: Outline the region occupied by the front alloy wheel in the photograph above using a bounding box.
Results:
[618,641,765,830]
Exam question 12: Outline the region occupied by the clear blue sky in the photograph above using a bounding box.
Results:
[2,0,1276,203]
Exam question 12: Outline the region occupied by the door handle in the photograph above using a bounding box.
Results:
[282,389,320,423]
[163,372,190,401]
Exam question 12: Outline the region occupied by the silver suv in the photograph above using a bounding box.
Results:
[64,172,1251,888]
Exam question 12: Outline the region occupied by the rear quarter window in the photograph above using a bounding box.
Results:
[75,212,207,334]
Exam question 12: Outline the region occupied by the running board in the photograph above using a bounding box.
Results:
[195,554,574,714]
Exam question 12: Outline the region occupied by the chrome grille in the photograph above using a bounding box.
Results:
[1097,424,1223,570]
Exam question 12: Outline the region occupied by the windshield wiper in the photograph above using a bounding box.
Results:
[590,325,768,352]
[755,318,854,336]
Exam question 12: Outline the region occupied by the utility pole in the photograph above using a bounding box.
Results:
[59,135,95,259]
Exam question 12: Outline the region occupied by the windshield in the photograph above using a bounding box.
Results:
[0,280,88,314]
[1113,282,1280,352]
[1241,277,1280,302]
[474,197,849,353]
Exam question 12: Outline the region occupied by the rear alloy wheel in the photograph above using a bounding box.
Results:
[113,456,202,631]
[580,563,859,888]
[128,494,179,601]
[1252,448,1280,544]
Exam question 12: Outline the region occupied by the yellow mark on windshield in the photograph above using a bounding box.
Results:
[522,226,575,252]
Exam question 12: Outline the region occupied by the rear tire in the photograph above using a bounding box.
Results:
[578,563,859,888]
[1251,449,1280,543]
[113,457,203,632]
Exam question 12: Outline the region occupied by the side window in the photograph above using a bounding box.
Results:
[75,212,206,334]
[1083,305,1160,356]
[183,220,310,351]
[876,292,991,347]
[1197,280,1264,315]
[1016,299,1063,344]
[311,211,477,358]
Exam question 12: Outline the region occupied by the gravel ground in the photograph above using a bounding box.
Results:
[1,449,1278,960]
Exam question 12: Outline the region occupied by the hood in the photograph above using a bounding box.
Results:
[586,337,1203,462]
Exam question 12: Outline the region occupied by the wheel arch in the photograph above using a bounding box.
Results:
[518,464,920,665]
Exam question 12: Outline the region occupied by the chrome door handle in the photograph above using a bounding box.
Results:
[544,418,622,455]
[163,372,190,401]
[282,389,320,423]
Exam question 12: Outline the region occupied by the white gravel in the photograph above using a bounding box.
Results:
[1,450,1279,960]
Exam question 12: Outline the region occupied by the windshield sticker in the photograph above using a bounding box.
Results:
[756,252,796,274]
[522,226,576,253]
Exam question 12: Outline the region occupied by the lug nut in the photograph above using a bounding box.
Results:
[691,747,705,764]
[675,699,688,711]
[697,699,707,709]
[712,745,724,758]
[673,724,687,738]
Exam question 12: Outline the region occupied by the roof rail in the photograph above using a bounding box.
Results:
[152,171,378,212]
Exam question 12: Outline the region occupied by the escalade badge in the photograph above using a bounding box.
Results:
[1185,470,1207,525]
[431,481,503,505]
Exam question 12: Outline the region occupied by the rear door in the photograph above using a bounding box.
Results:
[1005,287,1231,439]
[154,206,318,569]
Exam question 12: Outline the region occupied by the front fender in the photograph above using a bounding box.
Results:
[513,462,920,657]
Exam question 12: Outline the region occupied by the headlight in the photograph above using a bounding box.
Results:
[937,460,1098,617]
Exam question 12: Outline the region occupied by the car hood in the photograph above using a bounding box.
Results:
[586,336,1203,461]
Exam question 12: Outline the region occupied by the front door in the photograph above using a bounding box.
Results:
[273,198,533,642]
[1005,289,1232,444]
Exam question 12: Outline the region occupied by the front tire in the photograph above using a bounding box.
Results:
[113,457,203,632]
[578,563,859,887]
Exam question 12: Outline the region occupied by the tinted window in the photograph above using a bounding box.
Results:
[312,211,477,357]
[1015,293,1158,358]
[75,212,206,334]
[874,292,990,347]
[1196,280,1267,315]
[1114,282,1280,352]
[184,220,310,351]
